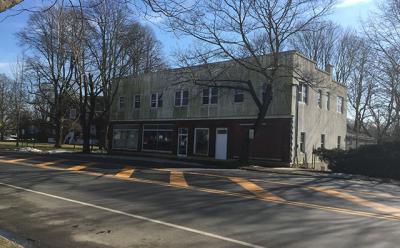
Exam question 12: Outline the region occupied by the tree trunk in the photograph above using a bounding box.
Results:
[82,123,91,153]
[54,120,63,148]
[239,84,273,163]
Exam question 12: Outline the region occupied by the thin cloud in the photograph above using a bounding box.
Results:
[336,0,372,8]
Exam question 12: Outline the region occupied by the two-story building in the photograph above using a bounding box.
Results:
[110,51,347,169]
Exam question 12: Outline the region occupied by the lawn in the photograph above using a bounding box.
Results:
[0,141,100,152]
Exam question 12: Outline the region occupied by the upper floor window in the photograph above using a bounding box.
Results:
[317,90,322,108]
[234,89,244,103]
[297,83,308,104]
[326,92,331,110]
[321,134,325,149]
[151,92,163,108]
[337,136,342,149]
[337,96,344,114]
[202,87,218,105]
[175,89,189,106]
[300,132,306,153]
[119,96,125,110]
[134,95,140,109]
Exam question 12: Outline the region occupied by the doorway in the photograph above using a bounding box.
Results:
[215,128,228,160]
[177,128,188,156]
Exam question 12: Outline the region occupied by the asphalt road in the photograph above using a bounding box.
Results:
[1,151,400,248]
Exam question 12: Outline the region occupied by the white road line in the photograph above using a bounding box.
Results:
[0,181,266,248]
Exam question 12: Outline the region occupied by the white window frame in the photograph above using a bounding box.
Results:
[300,132,306,153]
[337,96,344,114]
[234,89,244,103]
[134,94,141,109]
[326,92,331,110]
[150,92,162,108]
[194,128,209,156]
[175,89,189,107]
[177,128,189,156]
[298,84,308,104]
[202,87,218,105]
[119,96,125,111]
[317,90,322,108]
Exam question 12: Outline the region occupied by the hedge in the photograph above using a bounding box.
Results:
[314,142,400,179]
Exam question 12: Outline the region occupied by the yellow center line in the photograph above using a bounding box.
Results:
[115,167,135,178]
[170,170,189,187]
[308,186,400,217]
[229,177,285,202]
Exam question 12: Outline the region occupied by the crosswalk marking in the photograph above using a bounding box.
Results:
[67,165,87,171]
[7,158,29,163]
[230,177,285,202]
[170,171,188,187]
[115,167,135,178]
[308,186,400,217]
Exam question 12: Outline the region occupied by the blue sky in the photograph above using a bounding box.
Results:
[0,0,377,76]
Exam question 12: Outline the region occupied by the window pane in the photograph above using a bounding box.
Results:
[195,129,209,155]
[182,90,189,106]
[211,88,218,104]
[326,92,330,110]
[202,88,209,104]
[134,95,140,108]
[113,129,138,150]
[151,94,157,107]
[303,85,308,103]
[317,90,322,108]
[119,97,125,110]
[157,130,172,151]
[300,132,306,152]
[175,91,181,106]
[234,89,244,102]
[143,130,158,150]
[158,94,163,107]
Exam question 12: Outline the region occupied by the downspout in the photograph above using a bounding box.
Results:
[293,84,299,167]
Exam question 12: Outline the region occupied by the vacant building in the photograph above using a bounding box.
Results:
[110,51,347,169]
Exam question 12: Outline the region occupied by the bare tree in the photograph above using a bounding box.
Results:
[18,6,75,148]
[362,0,400,142]
[0,74,13,140]
[145,0,336,160]
[290,20,340,69]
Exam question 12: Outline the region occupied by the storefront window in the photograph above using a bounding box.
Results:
[142,125,173,152]
[113,128,139,150]
[194,128,209,155]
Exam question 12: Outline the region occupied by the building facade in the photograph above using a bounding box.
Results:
[110,51,347,168]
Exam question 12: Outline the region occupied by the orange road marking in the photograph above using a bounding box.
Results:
[67,165,87,171]
[308,186,400,217]
[230,177,285,202]
[115,167,135,178]
[170,171,188,187]
[7,158,29,163]
[3,158,400,222]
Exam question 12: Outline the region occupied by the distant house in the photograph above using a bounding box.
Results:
[110,51,347,169]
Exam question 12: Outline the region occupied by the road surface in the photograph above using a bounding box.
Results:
[0,151,400,248]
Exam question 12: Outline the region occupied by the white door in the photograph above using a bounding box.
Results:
[215,128,228,160]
